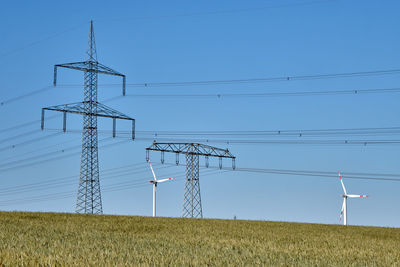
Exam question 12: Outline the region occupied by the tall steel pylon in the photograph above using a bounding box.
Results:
[184,150,201,218]
[146,142,236,218]
[41,21,135,214]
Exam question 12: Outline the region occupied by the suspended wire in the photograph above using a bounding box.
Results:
[4,68,400,108]
[0,84,124,108]
[0,138,132,174]
[13,124,400,158]
[0,0,332,62]
[102,0,336,24]
[102,169,222,193]
[180,139,400,145]
[0,137,80,163]
[103,95,125,103]
[0,114,59,134]
[113,137,400,146]
[93,126,400,137]
[45,126,400,137]
[41,128,400,146]
[0,137,112,170]
[0,162,146,193]
[167,163,400,182]
[229,167,400,182]
[122,87,400,98]
[75,69,400,88]
[0,138,127,174]
[0,124,400,160]
[0,22,87,60]
[0,184,142,206]
[0,129,41,145]
[0,164,174,197]
[0,86,54,106]
[0,164,189,198]
[0,168,222,206]
[0,192,76,206]
[1,161,397,208]
[0,132,64,153]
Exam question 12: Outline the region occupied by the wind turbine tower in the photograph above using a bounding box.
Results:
[338,171,369,225]
[41,21,135,214]
[148,161,175,217]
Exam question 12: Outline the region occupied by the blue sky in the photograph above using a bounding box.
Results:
[0,0,399,227]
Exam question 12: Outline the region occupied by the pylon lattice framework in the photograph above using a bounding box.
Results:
[41,21,135,214]
[146,142,236,218]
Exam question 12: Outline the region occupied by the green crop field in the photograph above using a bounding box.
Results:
[0,211,399,266]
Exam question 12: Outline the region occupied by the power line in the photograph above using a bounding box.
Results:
[0,162,146,193]
[0,129,41,145]
[1,161,397,208]
[45,126,400,137]
[114,137,400,146]
[0,86,54,106]
[122,87,400,98]
[0,163,172,197]
[42,128,400,146]
[167,163,400,182]
[0,132,64,153]
[0,164,199,198]
[0,138,131,174]
[0,22,86,60]
[18,125,400,154]
[230,167,400,182]
[0,85,122,110]
[0,0,332,63]
[4,68,400,107]
[102,0,336,24]
[0,137,80,163]
[112,126,400,137]
[0,168,222,207]
[114,69,400,88]
[0,114,58,134]
[0,137,113,170]
[1,163,398,207]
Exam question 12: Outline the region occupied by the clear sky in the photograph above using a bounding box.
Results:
[0,0,399,227]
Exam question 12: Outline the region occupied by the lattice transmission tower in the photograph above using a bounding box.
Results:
[146,142,235,218]
[41,21,135,214]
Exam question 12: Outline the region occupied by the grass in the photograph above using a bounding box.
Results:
[0,211,399,266]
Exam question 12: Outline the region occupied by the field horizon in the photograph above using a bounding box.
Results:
[2,210,398,229]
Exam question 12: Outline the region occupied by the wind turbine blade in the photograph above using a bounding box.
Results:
[148,161,157,181]
[157,177,175,183]
[339,198,345,221]
[338,171,347,195]
[347,194,369,198]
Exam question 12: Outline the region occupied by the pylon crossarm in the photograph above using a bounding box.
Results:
[54,61,126,95]
[42,101,133,120]
[96,62,125,77]
[146,142,235,159]
[55,61,124,77]
[94,102,133,120]
[41,101,135,139]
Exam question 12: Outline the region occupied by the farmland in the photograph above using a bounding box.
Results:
[0,211,399,266]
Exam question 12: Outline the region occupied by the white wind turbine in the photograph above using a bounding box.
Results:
[148,161,175,217]
[338,171,368,225]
